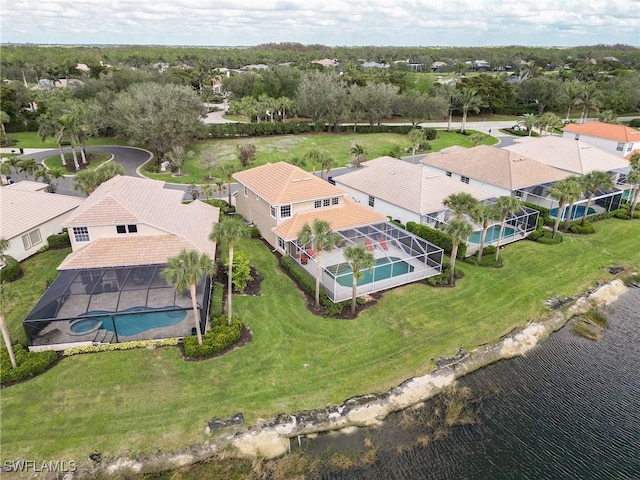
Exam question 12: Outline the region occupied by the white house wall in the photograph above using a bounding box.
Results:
[6,213,72,262]
[562,132,639,158]
[423,168,512,198]
[68,223,173,251]
[335,184,421,226]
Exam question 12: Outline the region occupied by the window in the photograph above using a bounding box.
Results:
[21,229,42,250]
[461,176,470,184]
[323,198,331,207]
[627,144,633,152]
[243,186,248,197]
[278,237,285,250]
[314,200,322,209]
[446,171,452,177]
[73,227,90,242]
[331,197,339,205]
[368,196,375,207]
[616,142,624,152]
[280,204,292,218]
[116,225,138,234]
[515,190,523,198]
[270,206,276,218]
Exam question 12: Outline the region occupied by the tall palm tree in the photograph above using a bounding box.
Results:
[38,111,67,167]
[444,85,461,132]
[73,163,125,196]
[562,178,585,233]
[626,167,640,218]
[443,219,473,286]
[319,152,336,180]
[548,178,582,237]
[161,250,216,345]
[210,218,251,326]
[350,143,367,167]
[458,88,480,134]
[306,148,323,175]
[0,281,18,369]
[520,113,538,136]
[408,129,425,161]
[471,203,499,263]
[343,245,375,315]
[580,171,614,225]
[575,83,603,124]
[443,192,478,220]
[217,162,239,207]
[18,158,38,180]
[297,219,340,308]
[494,196,522,262]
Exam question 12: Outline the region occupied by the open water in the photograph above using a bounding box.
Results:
[304,286,640,480]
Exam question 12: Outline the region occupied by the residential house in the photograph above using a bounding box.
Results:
[234,162,443,302]
[562,121,640,159]
[24,176,219,350]
[0,181,82,262]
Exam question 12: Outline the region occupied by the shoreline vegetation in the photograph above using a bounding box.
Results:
[1,218,639,478]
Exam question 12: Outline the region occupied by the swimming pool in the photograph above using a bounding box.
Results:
[550,205,596,220]
[468,225,516,244]
[328,256,414,287]
[70,306,187,336]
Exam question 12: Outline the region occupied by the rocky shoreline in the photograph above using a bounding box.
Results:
[68,279,628,479]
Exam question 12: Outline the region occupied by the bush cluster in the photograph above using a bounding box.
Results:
[535,230,563,244]
[204,199,234,216]
[426,265,464,286]
[612,206,640,220]
[280,256,351,316]
[405,221,467,258]
[182,316,242,358]
[0,256,22,282]
[63,338,178,357]
[628,118,640,128]
[249,226,261,238]
[568,222,596,234]
[47,232,71,249]
[0,345,58,385]
[208,122,421,138]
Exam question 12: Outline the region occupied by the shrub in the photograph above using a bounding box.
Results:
[182,317,242,358]
[482,245,497,256]
[64,338,178,356]
[47,232,71,249]
[224,251,253,293]
[527,228,544,241]
[249,226,261,238]
[568,222,595,234]
[210,282,225,317]
[204,199,232,215]
[586,212,611,223]
[0,256,22,282]
[0,345,58,385]
[406,221,467,258]
[427,265,464,286]
[628,118,640,128]
[536,230,563,244]
[423,128,437,140]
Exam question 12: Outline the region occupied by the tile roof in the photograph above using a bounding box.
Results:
[273,198,387,241]
[58,235,198,270]
[335,156,494,214]
[563,121,640,142]
[61,176,218,266]
[505,136,631,174]
[0,182,82,239]
[421,145,570,190]
[233,162,346,205]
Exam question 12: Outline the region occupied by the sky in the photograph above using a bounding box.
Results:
[1,0,638,47]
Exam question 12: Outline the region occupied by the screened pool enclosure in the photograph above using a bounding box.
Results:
[24,264,211,350]
[291,221,443,303]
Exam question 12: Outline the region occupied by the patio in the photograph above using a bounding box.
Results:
[291,221,443,302]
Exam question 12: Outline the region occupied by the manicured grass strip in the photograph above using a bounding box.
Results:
[42,152,112,172]
[1,220,638,462]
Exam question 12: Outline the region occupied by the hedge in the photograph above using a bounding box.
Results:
[0,345,58,385]
[47,232,71,249]
[207,122,425,138]
[426,265,464,286]
[568,222,596,234]
[182,316,242,358]
[522,202,554,227]
[0,256,22,282]
[405,221,467,258]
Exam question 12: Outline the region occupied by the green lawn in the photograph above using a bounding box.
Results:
[41,152,113,173]
[1,220,639,463]
[143,130,498,184]
[4,132,132,149]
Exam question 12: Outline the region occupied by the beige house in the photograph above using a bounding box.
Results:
[234,162,444,302]
[24,176,219,351]
[0,181,82,262]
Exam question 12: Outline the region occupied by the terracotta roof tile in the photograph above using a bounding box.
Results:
[563,121,640,142]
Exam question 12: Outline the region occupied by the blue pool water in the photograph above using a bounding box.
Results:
[328,257,414,287]
[550,205,596,220]
[468,225,516,244]
[71,306,187,336]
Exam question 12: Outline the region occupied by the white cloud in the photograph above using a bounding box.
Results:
[0,0,638,46]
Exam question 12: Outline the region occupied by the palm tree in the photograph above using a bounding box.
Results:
[201,183,213,201]
[0,237,10,264]
[217,162,239,207]
[1,281,18,368]
[38,111,67,167]
[443,192,478,220]
[18,158,38,180]
[161,250,216,345]
[575,83,603,124]
[210,218,251,325]
[494,196,522,262]
[538,112,562,136]
[562,178,585,233]
[548,178,582,237]
[350,143,367,167]
[580,171,614,225]
[458,88,481,134]
[343,245,375,315]
[73,163,125,195]
[626,167,640,218]
[471,203,499,263]
[443,219,473,286]
[297,219,340,308]
[319,152,336,180]
[0,110,10,138]
[444,85,461,132]
[408,129,425,161]
[520,113,538,136]
[306,149,323,175]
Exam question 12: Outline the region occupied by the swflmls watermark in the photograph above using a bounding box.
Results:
[3,460,78,473]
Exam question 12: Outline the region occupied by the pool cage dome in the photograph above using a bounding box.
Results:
[24,264,211,350]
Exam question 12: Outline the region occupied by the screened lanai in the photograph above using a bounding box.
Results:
[24,264,211,350]
[291,221,443,303]
[519,184,623,219]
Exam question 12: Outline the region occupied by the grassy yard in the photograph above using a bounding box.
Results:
[143,130,498,184]
[1,219,639,463]
[41,152,113,172]
[3,132,132,149]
